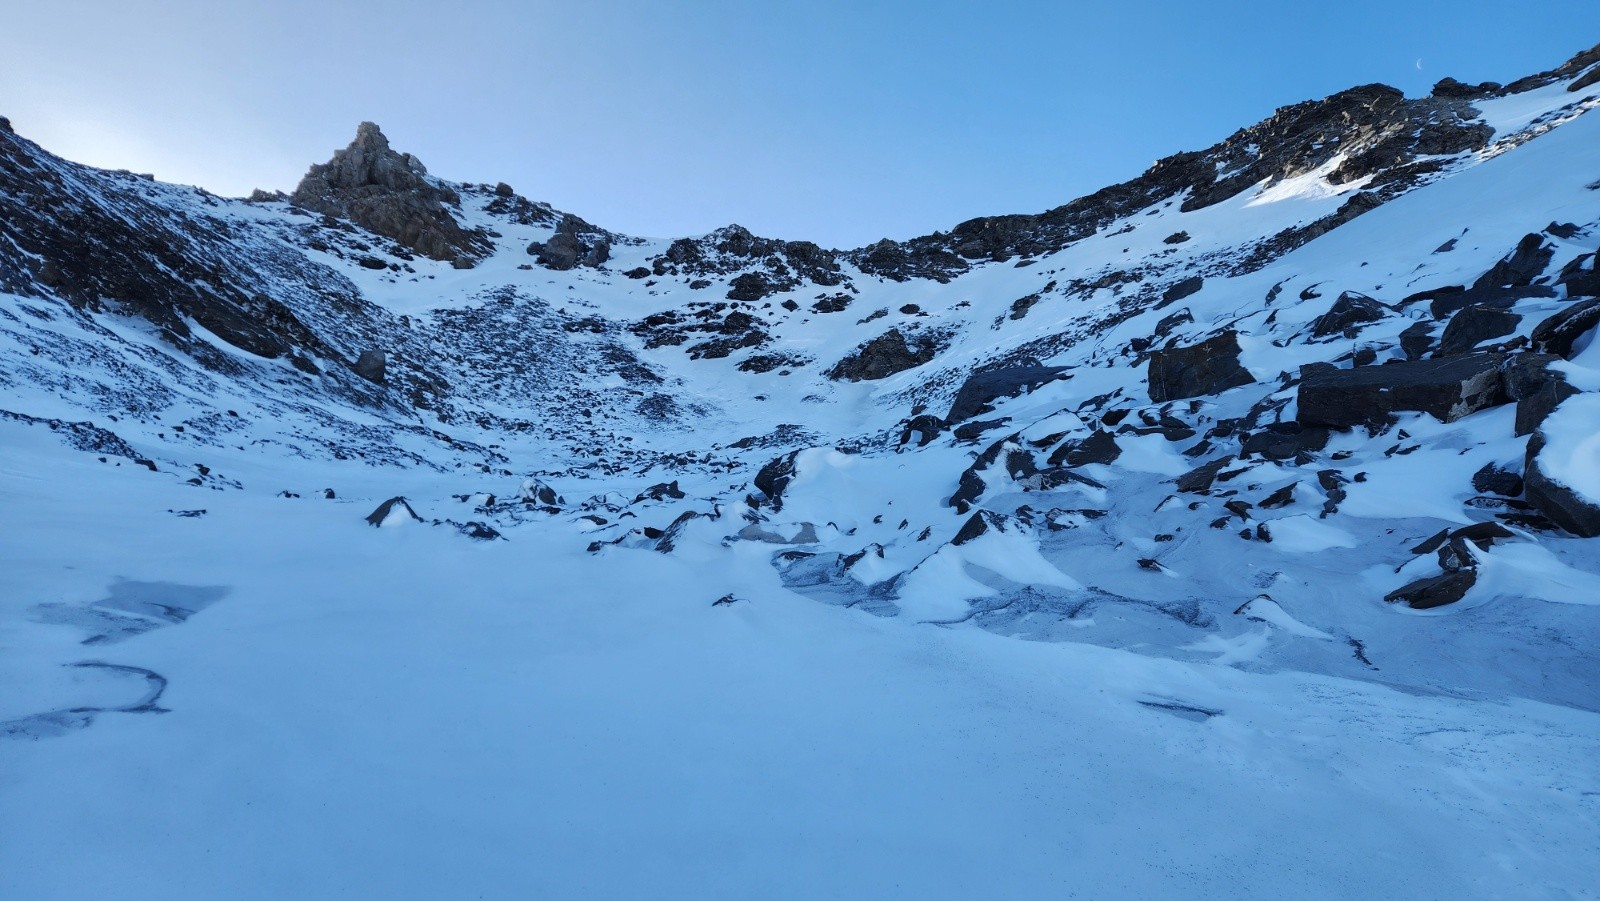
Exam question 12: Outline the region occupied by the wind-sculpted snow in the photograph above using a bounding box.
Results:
[4,45,1600,900]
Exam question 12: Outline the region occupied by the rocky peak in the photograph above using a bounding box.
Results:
[291,122,489,266]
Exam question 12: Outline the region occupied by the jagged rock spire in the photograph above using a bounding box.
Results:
[291,122,487,266]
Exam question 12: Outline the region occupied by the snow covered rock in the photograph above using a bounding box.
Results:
[1524,393,1600,536]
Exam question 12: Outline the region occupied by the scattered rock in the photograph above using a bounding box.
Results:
[754,451,800,511]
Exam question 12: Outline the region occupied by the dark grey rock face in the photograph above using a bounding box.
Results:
[291,122,487,264]
[1147,330,1254,402]
[826,328,945,382]
[1296,354,1507,428]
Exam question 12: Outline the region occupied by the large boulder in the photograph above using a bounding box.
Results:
[1523,393,1600,536]
[1147,330,1255,402]
[1296,354,1507,428]
[1436,304,1520,356]
[353,349,386,384]
[945,366,1070,423]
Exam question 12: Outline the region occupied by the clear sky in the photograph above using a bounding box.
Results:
[3,1,1597,247]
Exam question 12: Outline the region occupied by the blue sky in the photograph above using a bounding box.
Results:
[3,1,1597,246]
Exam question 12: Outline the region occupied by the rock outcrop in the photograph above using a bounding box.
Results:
[291,122,488,265]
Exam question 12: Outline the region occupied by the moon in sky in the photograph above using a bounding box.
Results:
[1416,58,1424,70]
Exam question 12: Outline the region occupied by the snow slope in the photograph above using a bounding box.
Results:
[4,46,1600,899]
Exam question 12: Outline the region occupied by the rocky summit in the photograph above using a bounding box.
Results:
[4,38,1600,901]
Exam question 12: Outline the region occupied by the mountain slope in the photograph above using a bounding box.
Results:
[3,43,1600,899]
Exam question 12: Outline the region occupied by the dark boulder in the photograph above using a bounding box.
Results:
[1147,330,1255,402]
[1260,483,1298,509]
[634,481,687,503]
[1436,304,1520,356]
[1241,422,1329,460]
[1474,233,1553,290]
[1176,456,1237,494]
[1558,253,1600,298]
[952,510,1016,546]
[1504,354,1578,437]
[1296,354,1507,428]
[1311,292,1389,338]
[1524,429,1600,537]
[1385,570,1476,609]
[945,366,1070,423]
[754,451,801,511]
[1399,322,1435,360]
[1159,276,1204,308]
[353,349,386,384]
[365,496,421,527]
[1518,379,1580,438]
[1530,297,1600,358]
[826,328,944,382]
[1472,463,1524,497]
[1048,429,1121,467]
[900,414,945,447]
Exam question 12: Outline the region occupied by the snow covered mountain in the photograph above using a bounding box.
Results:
[3,42,1600,899]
